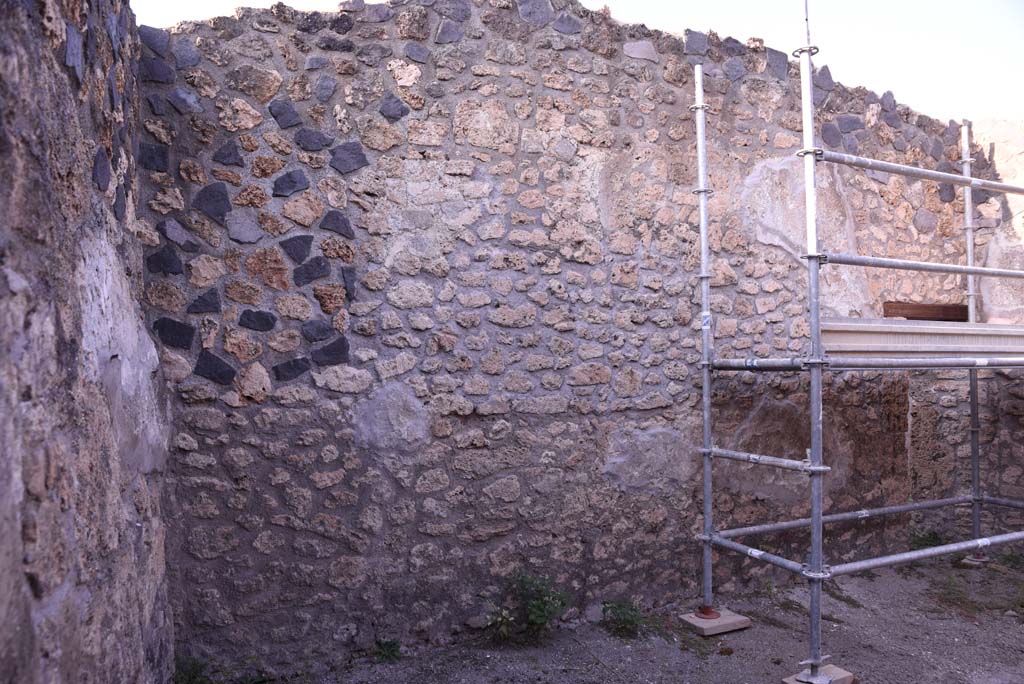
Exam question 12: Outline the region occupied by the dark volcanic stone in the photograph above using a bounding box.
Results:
[329,142,370,174]
[273,357,312,381]
[379,92,409,122]
[815,65,835,91]
[837,114,864,133]
[213,140,244,167]
[305,55,329,70]
[356,44,393,67]
[140,57,175,83]
[297,11,328,33]
[552,13,581,34]
[113,185,126,220]
[883,110,902,129]
[434,0,471,22]
[280,235,314,264]
[146,244,183,275]
[152,317,195,349]
[272,169,310,197]
[64,22,84,84]
[301,319,335,342]
[330,14,355,33]
[881,91,897,112]
[362,4,394,22]
[684,29,708,55]
[842,133,859,155]
[311,336,350,366]
[227,214,263,244]
[172,38,201,69]
[316,35,355,52]
[293,256,330,286]
[269,99,302,128]
[139,25,170,56]
[168,87,202,114]
[93,147,111,191]
[765,48,788,80]
[405,42,430,64]
[721,37,746,56]
[341,267,357,301]
[146,93,170,116]
[195,351,237,385]
[435,18,464,44]
[517,0,554,26]
[320,210,354,238]
[193,182,232,225]
[723,57,746,81]
[139,143,169,172]
[239,309,277,331]
[159,218,200,251]
[294,128,334,151]
[314,75,338,102]
[187,289,221,313]
[821,123,842,148]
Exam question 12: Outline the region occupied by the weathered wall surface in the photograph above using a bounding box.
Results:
[132,0,1022,677]
[0,0,173,682]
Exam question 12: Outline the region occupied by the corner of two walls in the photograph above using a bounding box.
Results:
[128,0,1022,676]
[1,0,173,682]
[3,0,1021,680]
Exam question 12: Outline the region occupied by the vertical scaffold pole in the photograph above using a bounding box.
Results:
[795,42,829,684]
[693,64,717,616]
[962,121,987,561]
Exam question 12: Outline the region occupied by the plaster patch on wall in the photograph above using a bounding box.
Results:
[741,157,876,318]
[603,426,699,493]
[351,381,430,457]
[78,235,169,473]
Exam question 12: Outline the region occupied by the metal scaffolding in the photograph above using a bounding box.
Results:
[691,41,1024,682]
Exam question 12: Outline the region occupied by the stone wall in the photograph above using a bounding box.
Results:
[132,0,1023,677]
[0,0,174,683]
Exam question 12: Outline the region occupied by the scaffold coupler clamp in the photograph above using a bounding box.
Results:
[791,45,820,58]
[800,564,832,581]
[796,147,823,160]
[688,102,711,113]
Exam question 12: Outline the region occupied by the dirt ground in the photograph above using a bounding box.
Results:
[337,553,1024,684]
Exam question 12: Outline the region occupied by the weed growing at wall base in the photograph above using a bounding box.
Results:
[600,600,645,638]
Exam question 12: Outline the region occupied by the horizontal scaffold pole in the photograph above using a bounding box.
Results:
[709,448,828,473]
[830,529,1024,576]
[818,149,1024,196]
[709,536,805,574]
[711,358,804,371]
[983,495,1024,511]
[824,252,1024,280]
[718,496,971,539]
[826,356,1024,370]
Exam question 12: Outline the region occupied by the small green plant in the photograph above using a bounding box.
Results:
[909,529,947,550]
[373,639,401,664]
[486,607,516,643]
[514,574,566,642]
[600,600,645,638]
[174,657,213,684]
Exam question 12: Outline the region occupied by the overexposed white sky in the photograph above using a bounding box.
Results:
[134,0,1024,122]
